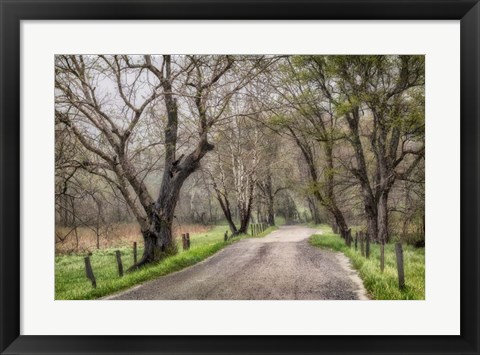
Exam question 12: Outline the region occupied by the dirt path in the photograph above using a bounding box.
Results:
[106,225,368,300]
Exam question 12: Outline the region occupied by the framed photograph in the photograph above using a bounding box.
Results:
[1,0,479,354]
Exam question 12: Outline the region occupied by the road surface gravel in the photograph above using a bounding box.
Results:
[107,225,368,300]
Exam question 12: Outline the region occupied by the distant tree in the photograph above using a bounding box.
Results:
[267,57,350,236]
[205,114,263,235]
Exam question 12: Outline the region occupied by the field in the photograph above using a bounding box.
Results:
[55,223,211,255]
[55,224,277,300]
[309,225,425,300]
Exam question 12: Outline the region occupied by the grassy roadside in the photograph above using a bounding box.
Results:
[309,225,425,300]
[55,225,277,300]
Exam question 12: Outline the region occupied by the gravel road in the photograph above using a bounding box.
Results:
[107,225,368,300]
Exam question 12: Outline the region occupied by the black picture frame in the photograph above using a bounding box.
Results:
[1,1,478,354]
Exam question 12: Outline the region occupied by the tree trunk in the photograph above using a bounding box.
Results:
[332,209,348,237]
[237,185,254,234]
[221,203,238,235]
[264,173,276,226]
[377,191,389,244]
[324,142,348,236]
[133,138,214,268]
[238,213,251,234]
[140,230,160,264]
[345,109,379,242]
[136,192,178,266]
[307,197,321,224]
[362,188,379,243]
[266,196,275,226]
[213,187,238,235]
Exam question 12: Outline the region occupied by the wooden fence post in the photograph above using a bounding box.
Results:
[380,242,385,272]
[355,231,358,251]
[133,242,137,265]
[115,250,123,277]
[224,231,228,241]
[346,229,352,247]
[182,233,187,250]
[360,231,365,257]
[250,225,253,236]
[395,243,405,289]
[365,233,370,258]
[84,255,96,288]
[186,233,191,249]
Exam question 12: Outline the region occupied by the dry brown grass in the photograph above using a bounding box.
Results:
[55,222,211,255]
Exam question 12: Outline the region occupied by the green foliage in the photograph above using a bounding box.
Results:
[303,181,322,196]
[309,227,425,300]
[55,225,277,300]
[334,97,359,117]
[268,113,294,128]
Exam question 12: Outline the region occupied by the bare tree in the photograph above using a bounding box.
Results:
[205,113,263,235]
[55,55,247,266]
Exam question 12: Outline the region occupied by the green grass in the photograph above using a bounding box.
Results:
[309,225,425,300]
[55,224,277,300]
[307,223,332,233]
